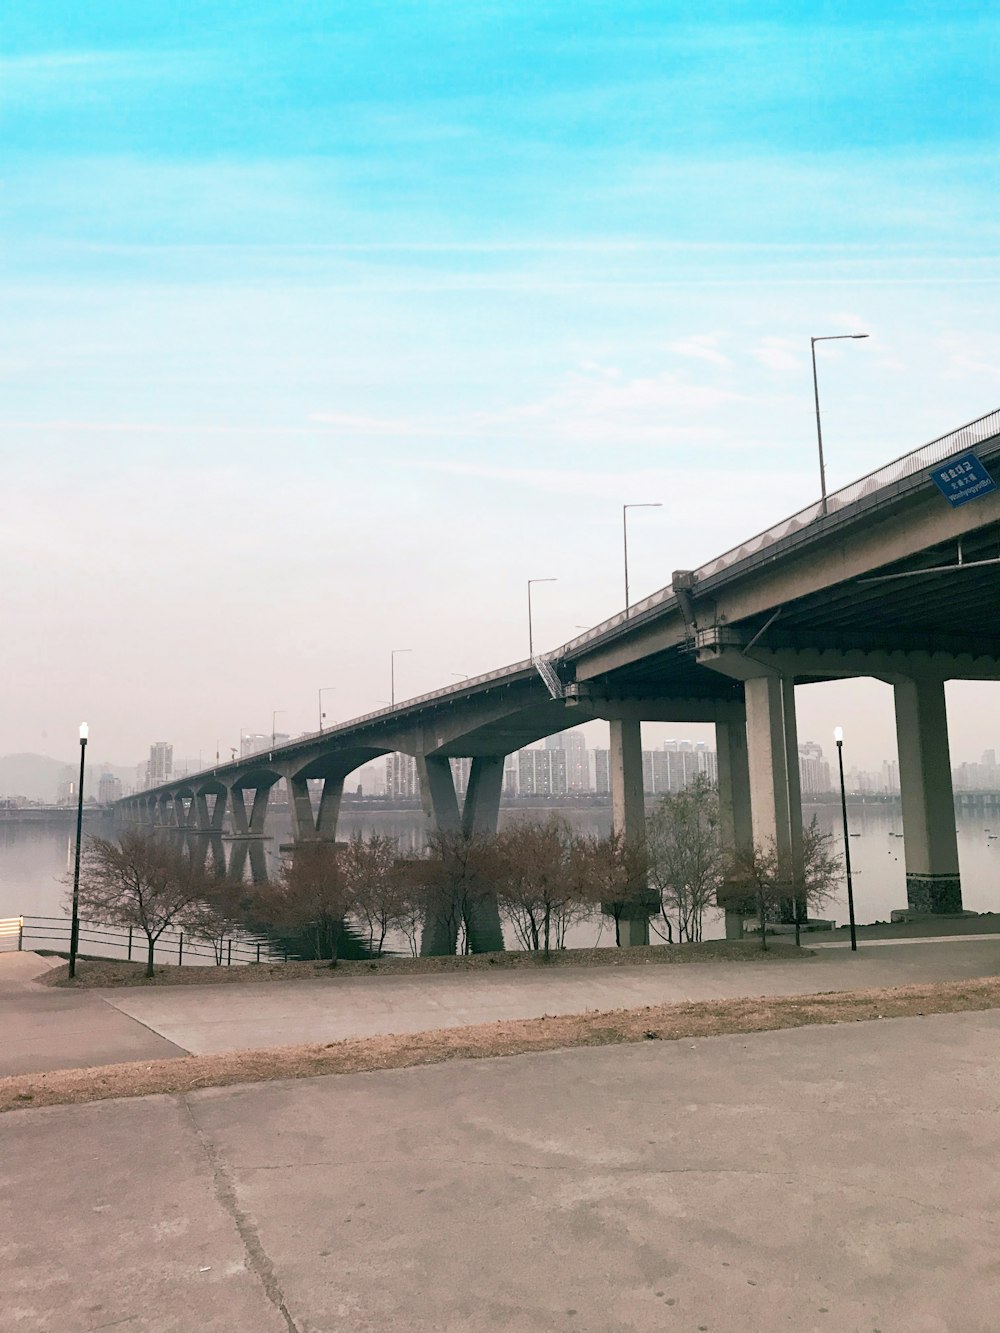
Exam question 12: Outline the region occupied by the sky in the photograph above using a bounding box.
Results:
[2,1,999,777]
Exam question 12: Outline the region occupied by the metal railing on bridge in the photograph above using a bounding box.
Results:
[1,914,288,968]
[562,405,1000,652]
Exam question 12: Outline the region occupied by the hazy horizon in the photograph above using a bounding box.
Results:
[4,4,998,772]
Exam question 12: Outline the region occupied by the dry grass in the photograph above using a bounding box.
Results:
[6,975,999,1115]
[43,939,807,990]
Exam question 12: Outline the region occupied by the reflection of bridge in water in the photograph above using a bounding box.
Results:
[120,409,1000,951]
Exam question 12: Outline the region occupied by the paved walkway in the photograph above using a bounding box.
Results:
[98,938,1000,1056]
[0,953,185,1077]
[3,939,998,1076]
[5,1008,999,1331]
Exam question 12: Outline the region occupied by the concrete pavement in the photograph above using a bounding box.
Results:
[4,1008,999,1332]
[0,953,186,1077]
[99,938,1000,1057]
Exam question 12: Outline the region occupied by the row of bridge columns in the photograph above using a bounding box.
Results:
[119,668,964,952]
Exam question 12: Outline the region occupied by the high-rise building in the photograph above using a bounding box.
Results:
[517,747,567,796]
[148,742,173,787]
[546,730,590,791]
[98,772,122,804]
[798,741,832,795]
[385,752,418,799]
[594,748,610,794]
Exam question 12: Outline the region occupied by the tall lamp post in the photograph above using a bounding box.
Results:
[834,726,858,951]
[390,649,411,707]
[623,502,662,615]
[68,722,89,980]
[318,687,335,732]
[527,578,557,660]
[811,333,868,515]
[271,709,286,748]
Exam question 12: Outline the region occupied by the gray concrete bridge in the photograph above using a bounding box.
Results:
[119,407,1000,948]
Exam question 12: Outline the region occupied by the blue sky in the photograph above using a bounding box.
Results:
[2,2,999,769]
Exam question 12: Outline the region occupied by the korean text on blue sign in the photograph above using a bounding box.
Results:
[929,453,996,507]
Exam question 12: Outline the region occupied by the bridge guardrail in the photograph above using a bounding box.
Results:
[5,914,287,967]
[560,405,1000,652]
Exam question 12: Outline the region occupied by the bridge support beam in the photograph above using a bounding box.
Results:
[228,783,274,837]
[608,717,651,947]
[461,756,505,839]
[417,754,505,956]
[894,677,962,913]
[744,674,804,917]
[715,704,753,939]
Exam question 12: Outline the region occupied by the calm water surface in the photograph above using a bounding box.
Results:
[3,803,999,948]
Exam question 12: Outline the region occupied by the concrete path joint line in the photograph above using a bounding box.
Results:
[180,1094,301,1333]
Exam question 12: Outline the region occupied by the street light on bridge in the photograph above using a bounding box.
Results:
[390,649,412,708]
[318,687,335,732]
[527,578,557,660]
[623,502,663,616]
[811,333,868,516]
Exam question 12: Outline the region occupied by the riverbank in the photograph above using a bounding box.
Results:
[43,938,807,989]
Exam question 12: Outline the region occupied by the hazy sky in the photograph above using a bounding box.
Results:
[3,2,999,775]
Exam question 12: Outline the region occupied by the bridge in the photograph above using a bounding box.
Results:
[119,407,1000,950]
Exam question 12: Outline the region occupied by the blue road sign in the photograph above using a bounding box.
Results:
[929,453,996,507]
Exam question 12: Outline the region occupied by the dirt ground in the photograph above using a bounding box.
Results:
[43,938,807,989]
[6,974,998,1115]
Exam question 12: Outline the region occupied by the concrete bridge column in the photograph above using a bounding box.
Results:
[287,775,317,840]
[744,674,804,916]
[715,704,753,939]
[417,753,505,956]
[461,756,505,839]
[316,777,344,839]
[894,677,962,913]
[608,717,651,947]
[228,785,250,836]
[248,783,273,836]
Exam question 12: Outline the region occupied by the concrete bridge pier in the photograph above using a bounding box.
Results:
[230,780,275,838]
[416,753,505,956]
[715,704,753,940]
[894,676,962,913]
[608,717,652,947]
[743,673,805,919]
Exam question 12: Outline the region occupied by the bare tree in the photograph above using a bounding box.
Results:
[729,816,841,950]
[646,775,725,943]
[73,831,206,977]
[571,830,650,947]
[255,841,355,964]
[343,831,401,955]
[183,876,253,965]
[494,817,576,956]
[418,831,501,955]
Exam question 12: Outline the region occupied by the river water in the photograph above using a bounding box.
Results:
[3,802,999,948]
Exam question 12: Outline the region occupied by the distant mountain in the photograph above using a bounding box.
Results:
[0,753,139,803]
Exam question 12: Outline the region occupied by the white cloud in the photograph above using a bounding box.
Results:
[751,338,802,372]
[666,335,730,367]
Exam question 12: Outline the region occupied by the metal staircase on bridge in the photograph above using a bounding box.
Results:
[532,655,565,700]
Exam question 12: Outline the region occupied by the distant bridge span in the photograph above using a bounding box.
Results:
[120,408,1000,947]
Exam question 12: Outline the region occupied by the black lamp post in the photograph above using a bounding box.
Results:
[834,726,858,951]
[68,722,89,979]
